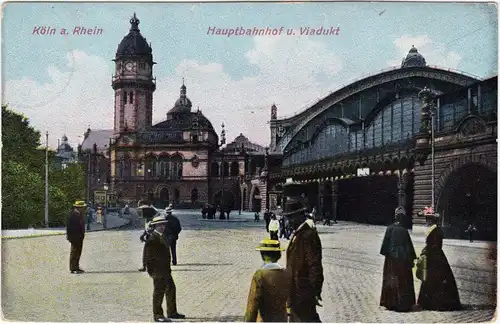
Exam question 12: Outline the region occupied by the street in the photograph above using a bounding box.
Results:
[1,210,496,322]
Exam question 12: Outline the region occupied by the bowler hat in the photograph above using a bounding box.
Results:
[281,197,307,217]
[150,215,168,226]
[256,239,285,251]
[73,200,87,208]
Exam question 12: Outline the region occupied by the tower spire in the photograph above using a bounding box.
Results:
[130,12,140,32]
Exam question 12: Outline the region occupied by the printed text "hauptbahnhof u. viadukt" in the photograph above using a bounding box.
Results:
[207,26,340,37]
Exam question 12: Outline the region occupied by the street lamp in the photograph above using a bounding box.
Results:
[103,183,109,229]
[44,131,49,228]
[418,86,438,222]
[264,146,270,210]
[219,122,226,220]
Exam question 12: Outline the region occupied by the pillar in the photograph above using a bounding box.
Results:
[398,171,412,230]
[332,181,339,221]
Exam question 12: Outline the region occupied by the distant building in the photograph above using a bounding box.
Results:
[79,14,272,211]
[54,135,77,169]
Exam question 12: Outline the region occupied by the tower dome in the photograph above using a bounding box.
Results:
[401,46,426,68]
[116,13,152,59]
[167,81,193,115]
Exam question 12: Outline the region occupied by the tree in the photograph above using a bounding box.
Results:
[1,105,85,229]
[2,161,44,229]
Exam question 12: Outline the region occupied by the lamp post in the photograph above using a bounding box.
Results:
[219,122,226,220]
[264,146,270,210]
[44,131,49,227]
[418,87,438,222]
[103,183,109,229]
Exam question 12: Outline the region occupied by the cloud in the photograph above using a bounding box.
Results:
[389,35,462,69]
[3,35,343,149]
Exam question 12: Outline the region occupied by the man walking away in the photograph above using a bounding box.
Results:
[264,210,271,232]
[268,214,279,240]
[282,197,324,322]
[244,239,291,322]
[145,215,185,322]
[165,207,182,266]
[67,200,87,274]
[466,223,477,242]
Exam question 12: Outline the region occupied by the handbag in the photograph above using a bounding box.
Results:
[415,254,427,281]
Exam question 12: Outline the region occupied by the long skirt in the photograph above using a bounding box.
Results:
[417,249,461,311]
[380,257,415,312]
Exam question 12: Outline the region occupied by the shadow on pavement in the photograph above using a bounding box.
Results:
[186,315,243,322]
[175,263,233,266]
[462,304,497,310]
[84,269,202,274]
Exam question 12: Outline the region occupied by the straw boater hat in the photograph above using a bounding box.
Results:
[256,239,285,251]
[281,197,307,217]
[73,200,87,208]
[150,215,168,226]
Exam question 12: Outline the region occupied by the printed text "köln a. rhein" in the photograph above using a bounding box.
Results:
[207,26,340,37]
[33,26,103,36]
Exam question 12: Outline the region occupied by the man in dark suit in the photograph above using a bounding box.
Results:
[165,207,182,266]
[283,197,324,322]
[66,200,87,274]
[145,215,186,322]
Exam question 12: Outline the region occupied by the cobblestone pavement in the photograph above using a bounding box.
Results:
[2,211,496,322]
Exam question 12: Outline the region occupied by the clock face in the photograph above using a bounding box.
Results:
[125,62,134,72]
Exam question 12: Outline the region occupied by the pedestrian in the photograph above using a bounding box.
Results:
[268,214,279,240]
[145,215,186,322]
[139,216,154,272]
[66,200,87,274]
[282,197,324,322]
[466,223,477,242]
[306,213,316,231]
[417,214,462,311]
[244,239,291,322]
[379,206,417,312]
[165,207,182,266]
[264,209,271,232]
[323,212,331,226]
[254,212,260,222]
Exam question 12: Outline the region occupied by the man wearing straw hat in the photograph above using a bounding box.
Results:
[282,197,324,322]
[244,239,291,322]
[66,200,87,274]
[144,215,185,322]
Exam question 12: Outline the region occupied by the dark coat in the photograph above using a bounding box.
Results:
[379,222,417,312]
[417,226,462,310]
[380,222,417,262]
[286,222,324,309]
[166,215,182,241]
[144,231,172,277]
[66,208,85,243]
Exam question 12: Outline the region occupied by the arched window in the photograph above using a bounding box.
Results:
[223,161,230,177]
[211,162,219,177]
[171,155,183,180]
[122,156,131,179]
[145,155,157,179]
[230,162,239,176]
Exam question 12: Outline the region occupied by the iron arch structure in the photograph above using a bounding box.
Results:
[268,55,497,236]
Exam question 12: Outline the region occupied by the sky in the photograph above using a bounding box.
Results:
[2,1,498,149]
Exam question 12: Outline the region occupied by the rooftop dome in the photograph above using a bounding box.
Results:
[116,13,152,59]
[401,46,426,68]
[167,81,192,115]
[153,110,215,132]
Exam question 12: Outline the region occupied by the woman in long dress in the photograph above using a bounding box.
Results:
[417,215,462,311]
[379,206,417,312]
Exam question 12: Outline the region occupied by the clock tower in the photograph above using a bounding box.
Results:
[112,13,156,134]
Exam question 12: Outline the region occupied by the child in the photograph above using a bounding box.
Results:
[244,239,291,322]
